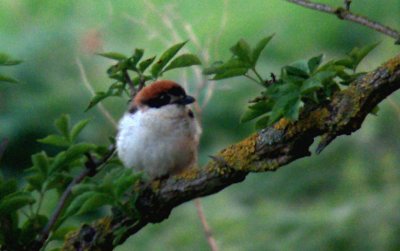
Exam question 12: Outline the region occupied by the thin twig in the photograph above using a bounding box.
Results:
[128,2,220,250]
[0,138,9,163]
[142,2,219,248]
[76,58,118,128]
[123,14,171,45]
[35,146,116,251]
[286,0,400,43]
[123,69,137,98]
[138,75,146,93]
[37,169,90,248]
[244,74,262,85]
[194,199,219,251]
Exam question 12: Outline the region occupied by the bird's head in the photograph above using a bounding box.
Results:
[131,80,195,111]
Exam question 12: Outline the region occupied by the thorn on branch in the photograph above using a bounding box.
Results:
[209,155,232,169]
[265,72,277,86]
[344,0,352,11]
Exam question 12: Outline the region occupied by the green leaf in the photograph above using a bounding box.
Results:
[150,41,188,78]
[285,98,304,121]
[203,61,224,75]
[65,191,112,217]
[334,58,354,69]
[268,84,301,124]
[55,114,70,141]
[25,173,45,192]
[301,71,335,94]
[77,192,112,215]
[45,173,72,191]
[241,108,268,123]
[113,170,141,197]
[0,192,35,215]
[65,143,97,162]
[240,101,272,123]
[255,115,271,130]
[0,179,17,198]
[72,183,97,195]
[212,68,248,80]
[348,42,379,70]
[86,91,108,111]
[128,49,144,70]
[251,34,274,65]
[230,39,252,63]
[301,78,323,94]
[64,192,95,217]
[49,151,67,175]
[283,65,309,79]
[163,54,201,72]
[204,58,251,75]
[0,75,18,83]
[70,119,91,142]
[86,82,125,111]
[97,52,127,61]
[31,151,49,178]
[139,56,156,72]
[307,54,323,73]
[38,135,70,147]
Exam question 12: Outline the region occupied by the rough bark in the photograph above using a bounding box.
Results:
[62,54,400,250]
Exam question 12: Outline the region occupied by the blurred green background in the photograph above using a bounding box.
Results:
[1,0,400,250]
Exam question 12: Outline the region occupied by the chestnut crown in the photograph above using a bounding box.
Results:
[132,80,195,110]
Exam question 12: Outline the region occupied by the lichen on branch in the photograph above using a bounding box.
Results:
[63,54,400,250]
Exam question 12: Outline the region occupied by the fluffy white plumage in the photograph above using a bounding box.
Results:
[117,104,201,178]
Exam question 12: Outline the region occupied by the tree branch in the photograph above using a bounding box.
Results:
[286,0,400,44]
[62,54,400,250]
[33,146,116,251]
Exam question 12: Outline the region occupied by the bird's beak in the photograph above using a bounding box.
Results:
[175,95,195,105]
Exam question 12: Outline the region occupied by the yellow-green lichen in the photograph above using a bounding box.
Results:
[206,133,258,173]
[251,158,282,172]
[274,118,290,130]
[174,167,201,181]
[383,54,400,73]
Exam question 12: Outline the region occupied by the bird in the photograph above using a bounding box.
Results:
[116,80,202,179]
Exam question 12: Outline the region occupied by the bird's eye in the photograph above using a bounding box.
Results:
[159,94,167,100]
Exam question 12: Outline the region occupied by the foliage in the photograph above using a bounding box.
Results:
[87,41,201,110]
[0,42,201,250]
[0,112,141,250]
[204,36,378,129]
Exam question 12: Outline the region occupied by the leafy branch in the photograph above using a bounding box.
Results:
[88,41,201,109]
[63,54,400,250]
[204,35,378,129]
[0,42,202,251]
